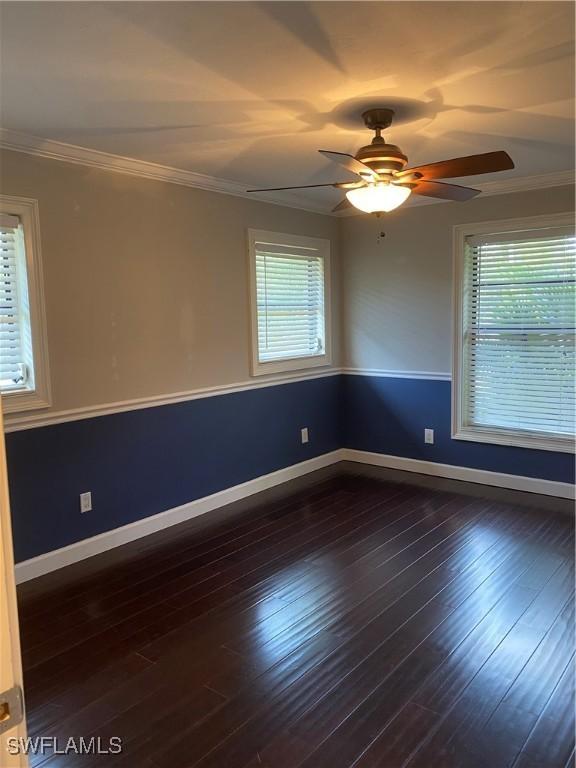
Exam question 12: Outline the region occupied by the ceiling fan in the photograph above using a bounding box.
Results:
[247,108,514,214]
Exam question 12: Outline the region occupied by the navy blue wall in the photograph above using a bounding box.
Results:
[342,374,575,485]
[6,376,342,562]
[7,373,574,564]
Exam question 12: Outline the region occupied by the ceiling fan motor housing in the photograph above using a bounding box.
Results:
[357,108,408,173]
[355,141,408,173]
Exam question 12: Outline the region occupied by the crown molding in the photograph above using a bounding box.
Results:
[0,128,329,216]
[476,169,575,196]
[0,128,573,217]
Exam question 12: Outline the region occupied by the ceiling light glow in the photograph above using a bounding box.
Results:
[346,183,412,213]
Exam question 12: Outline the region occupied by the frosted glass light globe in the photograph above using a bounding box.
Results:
[346,183,411,213]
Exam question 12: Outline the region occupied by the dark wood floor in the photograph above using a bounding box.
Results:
[17,464,575,768]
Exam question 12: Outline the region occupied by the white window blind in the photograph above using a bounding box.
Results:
[462,226,575,441]
[255,238,326,363]
[0,213,33,392]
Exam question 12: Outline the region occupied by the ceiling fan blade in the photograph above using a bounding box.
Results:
[399,151,514,180]
[246,182,351,192]
[319,150,377,179]
[334,180,366,189]
[332,198,353,213]
[412,180,481,202]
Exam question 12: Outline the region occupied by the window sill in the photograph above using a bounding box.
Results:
[251,352,332,377]
[452,426,575,454]
[1,389,51,414]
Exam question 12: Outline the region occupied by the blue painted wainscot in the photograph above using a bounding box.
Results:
[341,374,575,485]
[6,372,574,564]
[6,375,342,562]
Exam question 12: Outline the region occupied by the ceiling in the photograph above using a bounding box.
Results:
[0,1,574,211]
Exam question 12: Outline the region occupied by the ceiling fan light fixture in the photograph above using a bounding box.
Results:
[345,182,411,213]
[247,109,514,210]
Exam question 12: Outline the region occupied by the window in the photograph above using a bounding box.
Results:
[453,214,575,453]
[248,230,331,375]
[0,196,50,413]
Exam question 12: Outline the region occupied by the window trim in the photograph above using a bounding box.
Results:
[452,212,574,454]
[248,229,332,376]
[0,195,51,413]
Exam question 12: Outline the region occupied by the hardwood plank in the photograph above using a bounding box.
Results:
[21,487,360,654]
[283,586,539,768]
[180,515,555,767]
[23,485,413,697]
[351,703,439,768]
[25,652,154,735]
[17,470,574,768]
[406,586,574,765]
[251,524,566,768]
[512,656,575,768]
[19,476,354,622]
[454,599,575,768]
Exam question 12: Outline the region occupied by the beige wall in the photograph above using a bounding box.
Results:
[1,146,572,421]
[340,185,575,373]
[0,149,340,415]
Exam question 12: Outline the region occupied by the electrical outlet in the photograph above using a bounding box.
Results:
[80,491,92,513]
[301,427,309,444]
[424,428,434,445]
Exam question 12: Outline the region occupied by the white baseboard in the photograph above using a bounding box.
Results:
[342,449,575,500]
[15,447,573,583]
[14,450,344,584]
